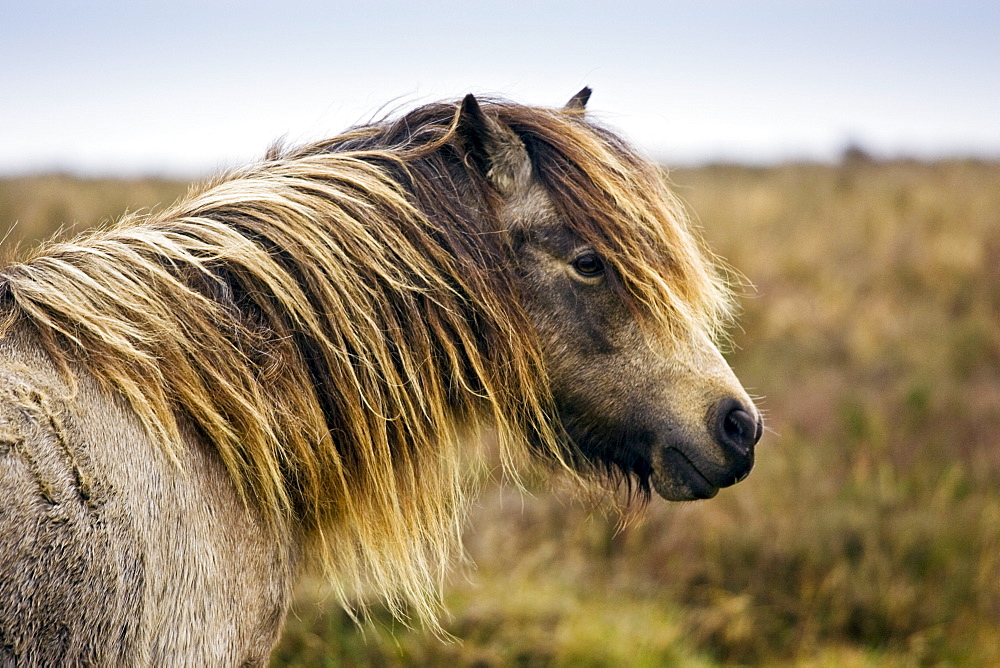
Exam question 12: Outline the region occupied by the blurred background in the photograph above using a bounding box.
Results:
[4,0,999,175]
[3,1,999,665]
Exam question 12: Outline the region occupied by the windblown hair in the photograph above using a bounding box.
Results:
[0,98,732,626]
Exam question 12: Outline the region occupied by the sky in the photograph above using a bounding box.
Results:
[2,0,999,177]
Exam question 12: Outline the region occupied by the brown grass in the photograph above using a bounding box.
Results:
[0,175,189,253]
[3,158,998,665]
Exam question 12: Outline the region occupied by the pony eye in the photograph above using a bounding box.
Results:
[571,253,605,278]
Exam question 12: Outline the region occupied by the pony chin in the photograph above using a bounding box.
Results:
[649,446,720,501]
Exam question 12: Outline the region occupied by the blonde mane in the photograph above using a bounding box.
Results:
[0,98,732,627]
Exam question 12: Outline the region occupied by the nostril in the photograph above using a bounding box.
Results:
[723,409,758,449]
[713,399,762,457]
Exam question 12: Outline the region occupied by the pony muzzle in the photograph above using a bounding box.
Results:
[648,397,761,501]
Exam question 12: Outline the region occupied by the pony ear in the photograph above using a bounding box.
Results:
[457,94,493,178]
[564,87,592,112]
[456,94,531,196]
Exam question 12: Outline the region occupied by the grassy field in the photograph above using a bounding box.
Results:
[2,158,998,666]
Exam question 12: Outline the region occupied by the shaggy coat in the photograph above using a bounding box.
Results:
[0,92,759,664]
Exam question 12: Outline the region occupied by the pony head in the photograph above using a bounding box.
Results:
[452,90,762,500]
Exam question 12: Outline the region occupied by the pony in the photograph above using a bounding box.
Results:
[0,89,762,665]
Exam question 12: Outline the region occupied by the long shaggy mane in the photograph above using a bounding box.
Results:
[0,97,732,626]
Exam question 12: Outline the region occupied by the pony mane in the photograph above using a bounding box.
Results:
[0,97,732,627]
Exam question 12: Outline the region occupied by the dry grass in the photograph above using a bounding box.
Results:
[3,158,998,665]
[0,175,188,254]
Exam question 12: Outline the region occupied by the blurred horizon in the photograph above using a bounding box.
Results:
[3,0,999,178]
